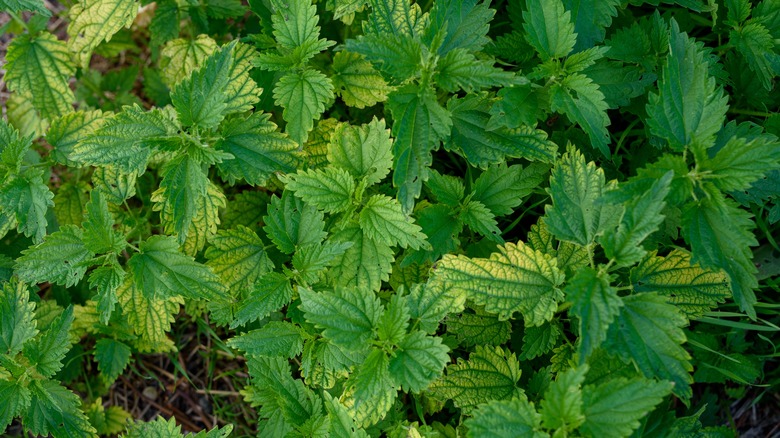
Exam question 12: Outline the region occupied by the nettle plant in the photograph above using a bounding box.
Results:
[2,0,780,436]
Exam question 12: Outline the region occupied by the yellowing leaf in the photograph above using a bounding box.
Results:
[159,36,218,86]
[435,241,564,325]
[68,0,139,68]
[332,51,392,108]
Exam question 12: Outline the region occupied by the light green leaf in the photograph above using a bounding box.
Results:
[67,0,139,68]
[204,225,273,294]
[264,191,327,255]
[89,263,125,325]
[128,235,227,301]
[566,267,622,362]
[171,42,234,130]
[605,293,693,400]
[15,225,93,287]
[232,272,293,328]
[0,379,31,434]
[48,110,105,166]
[600,171,672,266]
[447,307,512,347]
[328,118,393,186]
[682,194,759,318]
[0,169,53,244]
[24,379,97,438]
[71,105,179,174]
[160,36,218,86]
[179,181,226,257]
[388,330,449,392]
[424,170,464,206]
[331,51,392,108]
[329,223,395,292]
[465,397,547,438]
[435,241,564,324]
[345,34,423,81]
[299,286,382,348]
[473,163,549,217]
[446,94,558,168]
[631,249,731,319]
[116,277,180,352]
[215,112,300,186]
[359,194,429,249]
[82,190,125,255]
[646,19,729,152]
[522,0,577,60]
[425,0,493,55]
[94,338,132,384]
[549,73,611,157]
[228,321,304,358]
[376,293,410,345]
[0,0,49,15]
[267,0,334,54]
[341,349,396,428]
[4,32,75,120]
[274,68,334,146]
[324,392,370,438]
[544,146,615,246]
[701,135,780,192]
[460,199,503,242]
[540,365,587,432]
[223,42,263,115]
[293,241,354,285]
[25,306,74,378]
[580,377,673,438]
[283,167,356,214]
[52,181,89,227]
[430,345,522,413]
[435,49,517,93]
[0,279,38,356]
[408,279,466,333]
[387,84,452,213]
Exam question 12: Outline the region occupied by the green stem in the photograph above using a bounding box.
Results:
[7,11,28,32]
[728,108,774,117]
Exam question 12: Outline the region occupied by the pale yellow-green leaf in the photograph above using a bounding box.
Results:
[435,241,564,325]
[304,118,339,169]
[53,181,90,226]
[68,0,139,68]
[159,35,218,86]
[179,182,226,256]
[6,92,47,139]
[116,276,180,353]
[332,51,392,108]
[631,249,731,319]
[224,42,263,115]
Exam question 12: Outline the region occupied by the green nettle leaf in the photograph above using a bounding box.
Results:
[4,31,75,120]
[544,147,616,246]
[0,379,31,434]
[605,293,693,400]
[464,397,546,438]
[15,225,94,287]
[170,43,234,130]
[445,94,558,167]
[215,112,300,186]
[128,235,227,301]
[682,194,759,317]
[425,170,465,206]
[359,195,429,249]
[223,42,263,115]
[522,0,577,60]
[388,330,450,392]
[116,277,181,352]
[48,110,105,165]
[408,279,467,333]
[345,34,424,81]
[341,349,396,427]
[0,279,38,356]
[435,241,564,324]
[89,263,125,325]
[264,191,327,255]
[82,190,125,255]
[328,118,394,186]
[179,181,227,257]
[24,306,74,378]
[580,377,673,438]
[274,68,335,146]
[329,223,394,292]
[0,169,54,243]
[53,181,89,227]
[94,338,132,384]
[539,365,587,433]
[204,226,274,294]
[631,249,731,319]
[151,155,208,245]
[646,19,729,153]
[448,308,512,347]
[730,21,780,91]
[71,105,179,174]
[387,84,453,213]
[67,0,139,68]
[91,166,137,204]
[549,73,611,157]
[435,49,518,93]
[520,321,561,360]
[232,272,293,328]
[600,171,672,266]
[566,267,622,363]
[24,379,97,437]
[227,321,304,358]
[563,0,620,51]
[160,35,218,86]
[331,51,393,108]
[283,167,356,214]
[472,163,549,217]
[324,392,370,438]
[460,199,503,242]
[0,0,49,15]
[299,286,382,348]
[701,135,780,193]
[430,345,523,413]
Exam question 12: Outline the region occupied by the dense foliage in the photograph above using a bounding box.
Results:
[1,0,780,436]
